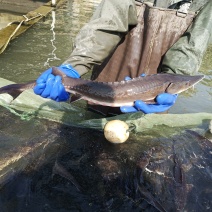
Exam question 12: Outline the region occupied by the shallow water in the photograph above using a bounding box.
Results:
[0,1,211,211]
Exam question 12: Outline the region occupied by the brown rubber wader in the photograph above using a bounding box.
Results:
[88,1,196,116]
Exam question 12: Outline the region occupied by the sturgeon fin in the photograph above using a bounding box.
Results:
[0,81,35,100]
[52,66,66,78]
[53,160,82,191]
[70,94,82,103]
[0,84,25,100]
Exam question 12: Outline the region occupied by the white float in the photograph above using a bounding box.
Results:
[104,120,129,144]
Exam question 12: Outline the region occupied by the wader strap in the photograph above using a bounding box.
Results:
[91,2,195,82]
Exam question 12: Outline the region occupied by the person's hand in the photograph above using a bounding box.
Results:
[120,74,178,114]
[33,64,80,102]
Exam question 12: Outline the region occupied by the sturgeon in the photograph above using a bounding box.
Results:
[0,67,204,106]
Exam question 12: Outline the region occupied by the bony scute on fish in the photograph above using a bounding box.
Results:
[104,120,129,143]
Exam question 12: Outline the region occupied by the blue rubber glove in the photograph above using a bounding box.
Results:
[33,64,80,102]
[120,75,178,114]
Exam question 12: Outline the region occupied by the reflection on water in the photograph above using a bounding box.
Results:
[44,11,61,67]
[0,1,211,211]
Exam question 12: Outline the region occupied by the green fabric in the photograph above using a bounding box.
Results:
[190,0,209,12]
[0,78,211,134]
[64,0,137,76]
[161,0,212,75]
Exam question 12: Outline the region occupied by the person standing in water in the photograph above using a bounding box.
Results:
[33,0,212,116]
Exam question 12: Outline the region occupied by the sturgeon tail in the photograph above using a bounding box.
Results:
[0,81,36,100]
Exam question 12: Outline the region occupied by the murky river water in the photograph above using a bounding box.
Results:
[0,1,211,211]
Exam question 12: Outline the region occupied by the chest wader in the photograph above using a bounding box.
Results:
[88,1,196,116]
